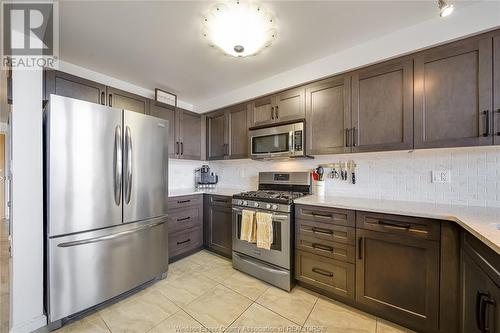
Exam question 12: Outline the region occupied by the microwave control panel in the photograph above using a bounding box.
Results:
[294,130,303,151]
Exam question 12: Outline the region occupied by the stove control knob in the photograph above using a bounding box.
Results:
[238,200,243,205]
[266,204,271,209]
[272,204,278,210]
[254,202,259,208]
[242,201,248,206]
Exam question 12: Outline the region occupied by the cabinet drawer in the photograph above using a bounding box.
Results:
[356,211,440,241]
[168,227,202,258]
[168,207,200,233]
[168,195,202,210]
[295,250,355,299]
[295,205,355,227]
[296,235,355,263]
[296,219,355,245]
[208,195,232,207]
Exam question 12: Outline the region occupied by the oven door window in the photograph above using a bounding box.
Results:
[252,133,289,155]
[235,214,282,251]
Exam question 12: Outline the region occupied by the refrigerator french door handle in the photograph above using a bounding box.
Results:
[57,220,166,248]
[124,126,133,204]
[114,125,122,206]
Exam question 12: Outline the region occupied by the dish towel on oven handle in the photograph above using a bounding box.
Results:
[240,209,256,243]
[256,212,273,250]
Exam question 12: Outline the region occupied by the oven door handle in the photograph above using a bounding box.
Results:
[232,207,288,221]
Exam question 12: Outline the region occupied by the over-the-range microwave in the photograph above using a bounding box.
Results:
[249,121,305,159]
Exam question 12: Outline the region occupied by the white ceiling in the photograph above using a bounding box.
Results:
[59,0,479,108]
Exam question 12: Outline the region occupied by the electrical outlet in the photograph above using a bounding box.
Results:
[431,170,451,184]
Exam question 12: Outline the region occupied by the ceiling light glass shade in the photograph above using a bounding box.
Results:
[203,1,276,57]
[438,0,454,17]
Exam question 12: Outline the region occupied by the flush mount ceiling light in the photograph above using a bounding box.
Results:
[438,0,454,17]
[202,1,276,57]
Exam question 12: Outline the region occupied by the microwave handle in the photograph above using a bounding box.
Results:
[289,131,295,154]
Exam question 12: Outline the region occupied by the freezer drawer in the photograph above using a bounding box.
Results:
[48,217,168,323]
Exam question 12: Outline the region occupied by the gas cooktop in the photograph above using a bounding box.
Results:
[233,190,306,204]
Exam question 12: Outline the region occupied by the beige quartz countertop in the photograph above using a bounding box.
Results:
[168,187,253,198]
[294,195,500,255]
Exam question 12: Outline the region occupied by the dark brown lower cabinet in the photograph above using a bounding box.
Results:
[461,232,500,333]
[356,228,440,332]
[296,250,355,299]
[204,195,232,258]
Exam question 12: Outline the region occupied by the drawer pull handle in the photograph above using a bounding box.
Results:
[177,200,191,204]
[358,237,363,260]
[312,267,334,277]
[378,220,411,230]
[177,238,191,245]
[311,227,333,235]
[213,199,229,204]
[311,212,332,218]
[312,243,334,252]
[177,217,191,222]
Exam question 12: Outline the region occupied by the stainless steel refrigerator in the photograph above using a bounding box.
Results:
[45,95,169,327]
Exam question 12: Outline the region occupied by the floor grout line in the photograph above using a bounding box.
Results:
[300,295,319,328]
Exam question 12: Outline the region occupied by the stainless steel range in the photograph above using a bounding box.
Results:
[232,172,311,291]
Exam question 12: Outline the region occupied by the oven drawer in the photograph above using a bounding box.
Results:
[168,195,202,210]
[168,226,202,258]
[356,211,441,241]
[168,207,200,233]
[296,235,355,263]
[295,205,355,227]
[296,219,355,245]
[295,250,355,299]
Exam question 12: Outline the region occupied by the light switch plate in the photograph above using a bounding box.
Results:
[431,170,451,184]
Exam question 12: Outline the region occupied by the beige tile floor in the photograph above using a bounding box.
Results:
[0,219,9,333]
[57,250,415,333]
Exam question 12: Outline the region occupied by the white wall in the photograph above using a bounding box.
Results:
[197,1,500,112]
[10,69,46,332]
[209,146,500,208]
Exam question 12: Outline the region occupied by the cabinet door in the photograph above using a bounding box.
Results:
[414,37,493,148]
[305,76,351,155]
[207,111,227,160]
[206,199,232,258]
[149,101,178,159]
[274,87,305,123]
[107,87,149,114]
[461,250,500,333]
[356,229,440,331]
[494,35,500,145]
[251,95,275,127]
[228,103,249,159]
[351,59,413,152]
[179,109,202,160]
[44,70,106,105]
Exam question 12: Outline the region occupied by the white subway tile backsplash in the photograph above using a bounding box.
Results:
[208,146,500,208]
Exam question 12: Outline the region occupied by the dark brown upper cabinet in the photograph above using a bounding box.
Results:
[228,103,250,159]
[149,101,178,159]
[150,102,203,160]
[250,87,305,127]
[351,59,414,152]
[305,76,351,155]
[107,86,149,114]
[178,108,202,160]
[414,36,493,149]
[494,34,500,146]
[252,95,274,127]
[207,110,227,160]
[44,70,107,105]
[207,103,250,160]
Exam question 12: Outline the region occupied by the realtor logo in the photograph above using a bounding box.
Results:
[1,1,58,69]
